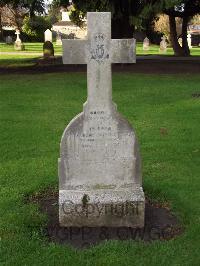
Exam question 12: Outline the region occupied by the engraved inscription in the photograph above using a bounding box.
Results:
[90,34,109,63]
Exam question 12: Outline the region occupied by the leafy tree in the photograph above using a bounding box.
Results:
[51,0,146,37]
[191,14,200,24]
[52,0,200,55]
[0,0,45,39]
[0,0,45,16]
[22,15,51,41]
[143,0,200,55]
[153,14,182,44]
[71,0,145,38]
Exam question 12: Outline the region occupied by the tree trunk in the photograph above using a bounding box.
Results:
[182,16,190,56]
[0,7,3,41]
[169,15,184,56]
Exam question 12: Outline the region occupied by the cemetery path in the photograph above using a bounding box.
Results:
[0,56,199,74]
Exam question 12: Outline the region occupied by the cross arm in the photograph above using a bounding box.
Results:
[62,40,87,64]
[111,39,136,64]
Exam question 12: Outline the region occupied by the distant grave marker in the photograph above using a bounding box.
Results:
[160,36,167,53]
[14,30,25,51]
[143,37,150,51]
[44,29,53,42]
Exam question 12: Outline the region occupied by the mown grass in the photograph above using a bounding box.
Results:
[136,42,200,56]
[0,73,200,265]
[0,42,62,54]
[0,55,40,67]
[1,42,200,56]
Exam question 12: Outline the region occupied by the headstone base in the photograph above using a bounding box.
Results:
[59,188,145,228]
[14,41,25,51]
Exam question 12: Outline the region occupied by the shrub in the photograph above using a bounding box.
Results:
[153,14,182,44]
[22,16,51,42]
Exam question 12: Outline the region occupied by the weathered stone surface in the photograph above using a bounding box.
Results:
[59,12,145,227]
[59,188,144,227]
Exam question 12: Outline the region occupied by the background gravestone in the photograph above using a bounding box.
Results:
[6,36,13,44]
[187,34,192,48]
[43,41,54,58]
[14,30,25,51]
[143,37,150,51]
[159,36,167,53]
[44,29,53,42]
[59,12,145,228]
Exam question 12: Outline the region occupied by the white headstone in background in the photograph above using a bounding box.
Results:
[62,11,70,22]
[14,30,25,51]
[143,37,150,51]
[160,36,167,53]
[44,29,52,42]
[59,12,145,228]
[187,33,192,48]
[178,38,182,47]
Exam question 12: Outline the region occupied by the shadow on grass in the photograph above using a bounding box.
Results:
[25,188,183,249]
[0,57,39,67]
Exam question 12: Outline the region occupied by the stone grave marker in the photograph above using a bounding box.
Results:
[143,37,150,51]
[56,31,62,45]
[6,36,13,44]
[44,29,52,42]
[59,12,145,228]
[14,30,25,51]
[187,33,192,48]
[159,36,167,53]
[178,38,182,47]
[43,41,54,58]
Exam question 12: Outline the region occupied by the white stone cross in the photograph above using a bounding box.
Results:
[15,30,21,42]
[59,12,144,228]
[62,12,135,109]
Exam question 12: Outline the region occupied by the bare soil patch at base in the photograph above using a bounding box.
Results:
[27,189,182,249]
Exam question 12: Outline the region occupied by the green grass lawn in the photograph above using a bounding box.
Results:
[0,55,40,67]
[1,41,200,56]
[0,42,62,54]
[0,42,199,68]
[136,42,200,56]
[0,73,200,265]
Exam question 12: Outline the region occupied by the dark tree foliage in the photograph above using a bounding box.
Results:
[0,0,45,16]
[166,0,200,56]
[71,0,146,38]
[51,0,148,37]
[0,0,45,40]
[144,0,200,55]
[51,0,200,55]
